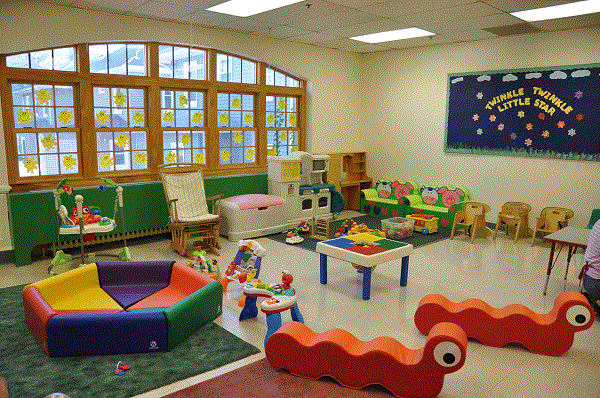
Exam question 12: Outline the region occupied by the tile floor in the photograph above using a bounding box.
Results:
[1,210,599,398]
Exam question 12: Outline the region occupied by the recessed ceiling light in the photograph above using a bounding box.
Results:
[207,0,304,17]
[350,28,435,44]
[511,0,600,21]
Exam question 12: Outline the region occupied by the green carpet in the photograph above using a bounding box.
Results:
[0,284,261,398]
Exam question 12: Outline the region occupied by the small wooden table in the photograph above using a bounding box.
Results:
[542,226,590,295]
[316,233,413,300]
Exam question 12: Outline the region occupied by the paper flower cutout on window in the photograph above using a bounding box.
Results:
[17,109,33,125]
[96,111,110,126]
[132,110,144,125]
[231,97,241,109]
[58,109,74,125]
[41,134,57,151]
[267,114,276,125]
[134,152,147,165]
[194,152,205,164]
[114,92,127,107]
[165,151,177,163]
[288,114,296,127]
[279,132,288,142]
[524,138,532,147]
[179,95,188,107]
[115,133,129,148]
[99,153,114,169]
[192,112,203,125]
[219,112,229,125]
[246,149,255,161]
[221,149,231,162]
[234,132,244,144]
[277,98,286,111]
[23,157,38,173]
[290,146,298,153]
[181,133,191,146]
[542,130,550,138]
[36,89,53,105]
[63,154,77,170]
[243,113,253,125]
[268,147,278,156]
[163,110,175,124]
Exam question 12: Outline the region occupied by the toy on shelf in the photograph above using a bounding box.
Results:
[221,240,266,298]
[413,291,594,356]
[310,217,330,240]
[265,321,467,398]
[240,270,304,345]
[285,229,304,245]
[407,213,439,235]
[49,178,131,275]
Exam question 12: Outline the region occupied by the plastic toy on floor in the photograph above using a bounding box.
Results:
[240,270,304,345]
[49,178,131,275]
[297,220,310,233]
[285,229,304,244]
[413,290,594,356]
[265,321,467,398]
[185,246,221,282]
[221,240,266,298]
[407,213,439,235]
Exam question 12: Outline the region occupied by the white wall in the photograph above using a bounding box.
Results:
[362,27,600,227]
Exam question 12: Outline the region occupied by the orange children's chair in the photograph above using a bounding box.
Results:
[530,207,574,246]
[493,201,532,243]
[450,201,492,244]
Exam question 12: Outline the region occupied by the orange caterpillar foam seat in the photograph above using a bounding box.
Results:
[413,290,594,356]
[265,321,467,398]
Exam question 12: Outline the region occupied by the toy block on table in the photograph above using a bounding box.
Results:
[265,321,467,398]
[413,291,594,356]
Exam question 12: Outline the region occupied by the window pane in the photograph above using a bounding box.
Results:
[55,86,74,107]
[14,108,34,128]
[108,43,126,75]
[128,88,144,108]
[230,56,241,83]
[216,53,228,82]
[266,68,274,85]
[12,84,32,106]
[274,71,286,86]
[34,85,54,106]
[35,107,55,128]
[242,59,255,84]
[127,43,146,76]
[190,48,205,80]
[19,155,39,176]
[54,47,75,71]
[159,45,173,78]
[89,44,108,73]
[16,133,37,155]
[60,153,78,174]
[6,53,29,68]
[30,50,52,70]
[173,46,189,79]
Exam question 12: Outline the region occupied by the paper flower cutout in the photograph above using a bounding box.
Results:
[192,112,203,125]
[219,112,229,125]
[244,113,253,125]
[290,146,297,152]
[524,138,532,147]
[36,89,53,105]
[181,133,191,146]
[233,132,244,144]
[221,149,231,162]
[542,130,550,138]
[17,109,33,125]
[289,114,296,127]
[132,110,144,125]
[134,152,147,165]
[96,111,110,126]
[23,157,38,173]
[58,109,73,125]
[99,153,114,169]
[114,92,127,107]
[115,133,129,148]
[268,147,278,156]
[280,132,288,142]
[557,121,565,128]
[231,97,241,109]
[277,98,286,111]
[63,155,77,170]
[194,152,205,164]
[41,134,57,151]
[163,111,175,124]
[179,95,188,107]
[165,151,177,163]
[246,149,255,161]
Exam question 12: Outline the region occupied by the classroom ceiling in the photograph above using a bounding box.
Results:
[48,0,600,53]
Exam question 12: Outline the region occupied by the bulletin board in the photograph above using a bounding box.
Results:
[444,63,600,161]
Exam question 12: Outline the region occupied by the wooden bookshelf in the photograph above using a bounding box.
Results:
[325,152,372,211]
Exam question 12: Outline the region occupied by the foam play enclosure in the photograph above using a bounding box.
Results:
[23,261,223,357]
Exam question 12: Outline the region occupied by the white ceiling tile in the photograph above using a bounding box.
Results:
[178,10,240,27]
[72,0,145,13]
[254,26,314,39]
[288,8,383,31]
[481,0,579,13]
[529,12,600,31]
[338,42,392,53]
[442,29,498,41]
[383,33,459,49]
[362,0,479,18]
[321,18,410,38]
[420,13,522,33]
[130,0,194,20]
[218,18,279,33]
[317,37,363,49]
[287,32,341,44]
[324,0,390,9]
[394,2,504,25]
[250,0,347,24]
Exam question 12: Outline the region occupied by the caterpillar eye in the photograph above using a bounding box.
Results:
[433,341,462,367]
[82,206,90,214]
[566,305,592,327]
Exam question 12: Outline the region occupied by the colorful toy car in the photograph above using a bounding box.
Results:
[407,213,438,235]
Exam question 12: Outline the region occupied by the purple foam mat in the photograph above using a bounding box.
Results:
[102,284,169,308]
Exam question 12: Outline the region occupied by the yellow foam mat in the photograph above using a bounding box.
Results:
[51,286,123,311]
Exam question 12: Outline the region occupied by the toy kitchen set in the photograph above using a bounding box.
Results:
[268,151,338,226]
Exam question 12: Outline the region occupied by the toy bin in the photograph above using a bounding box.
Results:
[381,217,415,240]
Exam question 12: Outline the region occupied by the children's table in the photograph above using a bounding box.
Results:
[316,233,413,300]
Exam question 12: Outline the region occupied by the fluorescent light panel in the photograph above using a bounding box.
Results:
[351,27,434,44]
[511,0,600,21]
[207,0,304,17]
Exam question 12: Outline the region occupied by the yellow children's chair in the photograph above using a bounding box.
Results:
[450,201,492,244]
[493,202,532,243]
[530,207,574,246]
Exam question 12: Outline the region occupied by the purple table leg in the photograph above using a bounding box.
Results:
[362,267,372,300]
[320,253,327,284]
[400,256,409,287]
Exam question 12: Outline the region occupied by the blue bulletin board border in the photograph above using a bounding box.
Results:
[444,63,600,161]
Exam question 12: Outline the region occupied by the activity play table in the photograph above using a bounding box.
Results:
[316,233,413,300]
[542,226,590,295]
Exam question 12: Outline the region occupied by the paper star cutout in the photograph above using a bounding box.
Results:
[41,134,57,151]
[489,115,496,122]
[36,89,53,105]
[192,112,203,125]
[472,114,479,121]
[476,92,483,99]
[244,113,253,125]
[134,152,147,165]
[165,151,177,163]
[268,147,278,157]
[179,95,188,107]
[277,98,286,111]
[498,124,504,131]
[517,110,525,118]
[132,111,144,125]
[575,91,583,99]
[114,92,127,107]
[477,128,483,135]
[525,123,533,130]
[267,114,276,125]
[99,153,114,169]
[221,149,231,162]
[568,129,576,137]
[96,111,110,126]
[538,113,545,120]
[289,114,297,127]
[219,112,229,125]
[246,149,255,161]
[17,109,33,125]
[181,133,191,146]
[23,157,38,173]
[542,130,550,138]
[510,133,517,140]
[524,138,532,147]
[63,155,77,170]
[115,133,129,148]
[231,97,241,109]
[575,113,584,121]
[163,111,175,124]
[557,121,565,128]
[194,152,205,164]
[58,109,74,125]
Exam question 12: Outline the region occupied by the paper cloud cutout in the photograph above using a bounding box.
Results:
[572,69,590,78]
[502,74,518,82]
[549,71,567,79]
[451,77,464,84]
[525,72,542,79]
[477,75,491,82]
